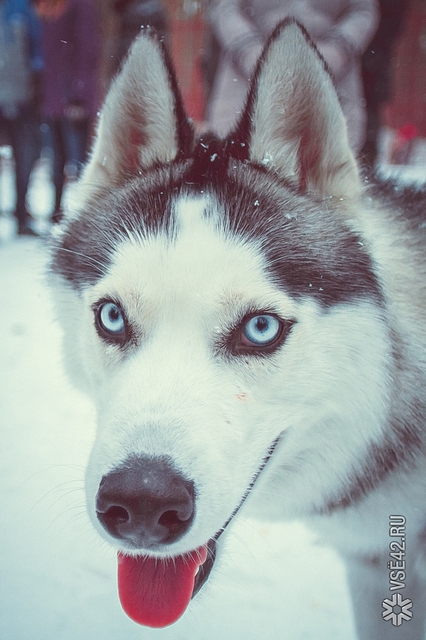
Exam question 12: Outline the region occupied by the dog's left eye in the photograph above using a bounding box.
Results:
[225,312,292,357]
[96,301,126,338]
[243,314,282,346]
[225,312,294,356]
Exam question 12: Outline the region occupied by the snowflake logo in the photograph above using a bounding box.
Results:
[382,593,413,626]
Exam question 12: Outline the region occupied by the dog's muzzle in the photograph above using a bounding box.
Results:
[95,453,216,628]
[94,437,280,628]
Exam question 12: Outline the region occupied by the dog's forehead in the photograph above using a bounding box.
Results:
[92,194,287,312]
[53,160,381,309]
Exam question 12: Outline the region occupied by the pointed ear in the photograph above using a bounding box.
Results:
[79,31,193,193]
[236,19,360,199]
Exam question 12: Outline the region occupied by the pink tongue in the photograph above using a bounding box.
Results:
[117,546,208,628]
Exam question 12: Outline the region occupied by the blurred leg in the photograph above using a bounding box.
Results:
[9,106,40,231]
[62,116,90,175]
[49,119,66,214]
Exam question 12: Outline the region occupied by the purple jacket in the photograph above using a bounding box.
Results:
[40,0,100,119]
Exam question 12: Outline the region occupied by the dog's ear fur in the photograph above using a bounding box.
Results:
[235,19,360,198]
[79,31,193,195]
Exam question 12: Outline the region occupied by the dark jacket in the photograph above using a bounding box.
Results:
[40,0,100,119]
[0,0,43,112]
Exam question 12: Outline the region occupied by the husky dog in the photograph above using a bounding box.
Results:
[49,19,426,639]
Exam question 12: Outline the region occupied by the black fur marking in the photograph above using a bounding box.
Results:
[186,134,255,186]
[181,136,382,307]
[367,173,426,235]
[318,323,426,513]
[52,153,382,308]
[319,407,425,514]
[52,18,381,306]
[192,158,382,307]
[51,165,185,288]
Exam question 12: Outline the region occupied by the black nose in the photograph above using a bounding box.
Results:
[96,455,195,548]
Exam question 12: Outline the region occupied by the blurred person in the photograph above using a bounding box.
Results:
[206,0,380,154]
[385,0,426,164]
[34,0,100,222]
[361,0,409,167]
[0,0,43,235]
[113,0,168,71]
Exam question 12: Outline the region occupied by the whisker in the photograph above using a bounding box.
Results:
[28,480,84,514]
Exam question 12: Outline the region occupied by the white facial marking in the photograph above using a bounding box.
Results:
[175,196,207,232]
[80,194,390,555]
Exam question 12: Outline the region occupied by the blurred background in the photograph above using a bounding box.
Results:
[0,1,425,639]
[1,0,425,236]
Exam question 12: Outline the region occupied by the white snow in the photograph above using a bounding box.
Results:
[0,152,424,639]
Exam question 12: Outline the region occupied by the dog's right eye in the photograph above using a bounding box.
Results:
[224,312,295,357]
[95,301,126,341]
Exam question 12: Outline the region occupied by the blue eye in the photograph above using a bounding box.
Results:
[98,302,125,336]
[243,315,281,346]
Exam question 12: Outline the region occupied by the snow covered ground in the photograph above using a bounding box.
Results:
[0,153,424,640]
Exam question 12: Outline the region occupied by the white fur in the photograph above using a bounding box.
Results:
[66,195,393,560]
[50,22,426,639]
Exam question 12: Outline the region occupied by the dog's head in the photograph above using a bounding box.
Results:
[50,20,391,628]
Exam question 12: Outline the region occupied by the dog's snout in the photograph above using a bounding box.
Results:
[96,455,195,548]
